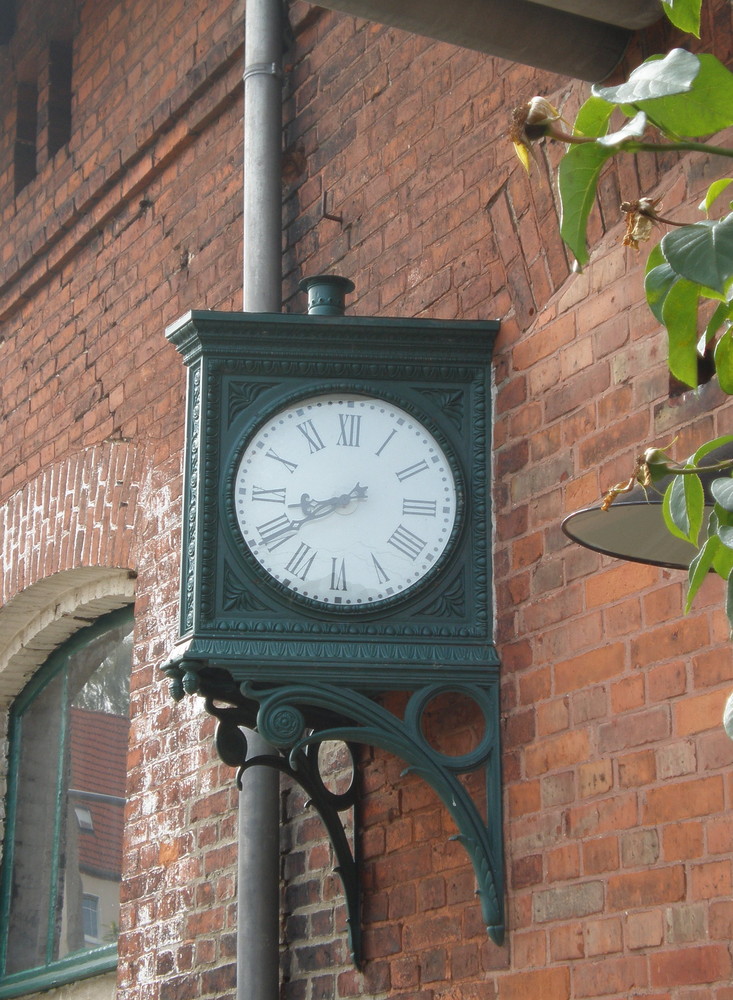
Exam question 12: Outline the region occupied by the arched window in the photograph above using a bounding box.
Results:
[0,607,133,997]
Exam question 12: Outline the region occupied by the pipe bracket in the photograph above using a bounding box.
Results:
[243,61,283,81]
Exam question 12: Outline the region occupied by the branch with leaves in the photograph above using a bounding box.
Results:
[511,0,733,626]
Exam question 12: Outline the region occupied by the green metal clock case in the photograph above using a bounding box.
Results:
[165,310,499,691]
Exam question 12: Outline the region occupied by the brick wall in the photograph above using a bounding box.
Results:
[1,0,732,998]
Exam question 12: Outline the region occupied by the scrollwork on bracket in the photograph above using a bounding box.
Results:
[203,695,362,965]
[244,678,505,946]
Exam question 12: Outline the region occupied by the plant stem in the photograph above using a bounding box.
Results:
[665,458,733,474]
[626,140,733,158]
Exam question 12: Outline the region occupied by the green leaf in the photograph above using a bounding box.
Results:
[712,477,733,511]
[661,277,702,387]
[726,573,733,631]
[558,142,613,266]
[698,301,733,354]
[713,530,733,578]
[699,178,733,216]
[593,49,699,104]
[573,96,614,138]
[707,508,733,578]
[718,524,733,547]
[645,54,733,136]
[597,112,647,147]
[645,261,679,324]
[686,535,719,611]
[663,471,704,543]
[661,215,733,294]
[662,0,702,37]
[596,51,733,137]
[691,433,733,465]
[714,328,733,393]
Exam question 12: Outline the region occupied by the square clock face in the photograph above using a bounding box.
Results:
[167,312,498,686]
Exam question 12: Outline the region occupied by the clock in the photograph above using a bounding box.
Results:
[164,308,499,689]
[233,393,459,608]
[163,306,505,950]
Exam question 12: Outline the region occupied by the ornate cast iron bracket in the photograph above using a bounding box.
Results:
[205,697,362,965]
[168,665,505,963]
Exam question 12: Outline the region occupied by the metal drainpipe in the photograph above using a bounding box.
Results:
[238,0,283,998]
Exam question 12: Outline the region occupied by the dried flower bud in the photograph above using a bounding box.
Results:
[622,197,663,249]
[510,97,568,173]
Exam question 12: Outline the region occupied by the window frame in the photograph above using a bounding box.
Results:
[0,606,132,999]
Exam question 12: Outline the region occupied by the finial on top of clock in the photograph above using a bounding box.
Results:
[299,274,355,316]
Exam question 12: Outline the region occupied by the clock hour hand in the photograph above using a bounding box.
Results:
[288,483,368,526]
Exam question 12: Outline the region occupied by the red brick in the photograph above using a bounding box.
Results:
[583,835,619,874]
[554,644,626,693]
[674,688,730,736]
[585,562,658,607]
[618,749,657,787]
[497,967,570,1000]
[584,916,623,956]
[690,860,732,900]
[651,945,732,986]
[607,866,686,910]
[599,707,671,752]
[643,776,725,823]
[573,954,648,997]
[549,924,584,961]
[524,730,591,777]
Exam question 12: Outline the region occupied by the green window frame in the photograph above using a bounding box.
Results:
[0,606,133,998]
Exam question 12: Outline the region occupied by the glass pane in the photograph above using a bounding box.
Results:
[60,622,132,957]
[4,616,132,973]
[5,672,64,973]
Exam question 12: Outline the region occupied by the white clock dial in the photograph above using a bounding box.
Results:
[233,393,458,607]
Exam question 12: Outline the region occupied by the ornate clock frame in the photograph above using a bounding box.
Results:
[163,305,504,960]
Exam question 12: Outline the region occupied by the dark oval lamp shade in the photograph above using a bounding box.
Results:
[561,442,733,571]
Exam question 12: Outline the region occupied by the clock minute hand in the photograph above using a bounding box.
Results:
[288,483,368,527]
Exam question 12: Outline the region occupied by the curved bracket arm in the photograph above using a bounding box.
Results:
[170,666,506,961]
[247,679,504,945]
[204,698,363,965]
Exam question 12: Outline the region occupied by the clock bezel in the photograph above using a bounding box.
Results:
[222,382,467,618]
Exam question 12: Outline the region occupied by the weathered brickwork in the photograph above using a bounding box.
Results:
[1,0,732,998]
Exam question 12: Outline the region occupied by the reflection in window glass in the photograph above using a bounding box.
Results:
[1,611,132,981]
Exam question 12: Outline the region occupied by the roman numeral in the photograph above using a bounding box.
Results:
[387,524,427,561]
[284,542,317,581]
[395,459,429,482]
[256,513,297,551]
[375,429,397,457]
[297,419,326,454]
[252,485,287,504]
[337,413,361,448]
[330,557,347,591]
[265,448,298,474]
[371,554,390,584]
[402,498,437,516]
